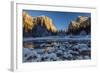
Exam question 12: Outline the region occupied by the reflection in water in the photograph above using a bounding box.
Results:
[23,42,34,48]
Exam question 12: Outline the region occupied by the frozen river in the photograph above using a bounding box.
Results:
[23,36,90,42]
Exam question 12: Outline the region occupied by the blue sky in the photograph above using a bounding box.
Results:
[23,10,91,30]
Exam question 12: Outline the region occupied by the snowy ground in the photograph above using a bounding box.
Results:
[23,36,91,62]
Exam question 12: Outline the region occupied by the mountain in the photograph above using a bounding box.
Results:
[32,15,57,32]
[23,11,57,37]
[23,12,91,37]
[67,16,91,35]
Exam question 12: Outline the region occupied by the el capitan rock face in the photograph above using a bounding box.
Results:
[23,11,33,32]
[67,16,91,35]
[23,12,57,37]
[33,15,57,32]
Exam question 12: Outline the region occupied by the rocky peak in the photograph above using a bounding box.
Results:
[68,16,91,35]
[33,15,57,32]
[76,16,89,23]
[23,11,57,37]
[23,11,57,32]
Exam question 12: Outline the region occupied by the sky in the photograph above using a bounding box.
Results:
[23,10,91,30]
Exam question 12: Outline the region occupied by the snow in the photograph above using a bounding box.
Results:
[23,36,91,62]
[84,56,90,59]
[23,48,33,62]
[49,53,58,61]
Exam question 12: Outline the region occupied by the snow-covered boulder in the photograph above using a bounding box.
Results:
[49,53,58,61]
[35,49,45,54]
[78,44,88,49]
[72,44,88,49]
[23,48,33,62]
[65,53,73,60]
[77,56,83,60]
[70,51,79,56]
[23,48,43,62]
[84,56,90,59]
[67,50,73,54]
[56,50,63,57]
[47,47,56,53]
[41,53,50,61]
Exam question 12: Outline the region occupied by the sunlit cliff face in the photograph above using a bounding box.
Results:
[68,16,91,34]
[23,11,33,32]
[23,11,57,33]
[69,16,90,29]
